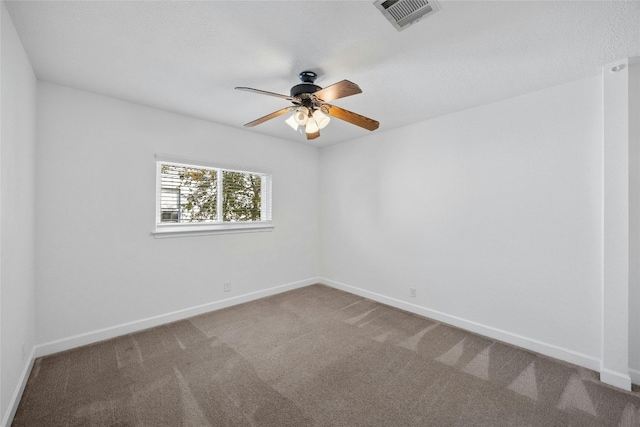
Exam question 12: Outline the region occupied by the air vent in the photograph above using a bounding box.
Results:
[374,0,440,31]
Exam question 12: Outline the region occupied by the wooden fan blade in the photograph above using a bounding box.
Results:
[243,106,296,127]
[306,130,321,140]
[314,80,362,102]
[235,87,295,101]
[325,104,379,131]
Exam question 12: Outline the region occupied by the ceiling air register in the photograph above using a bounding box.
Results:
[374,0,440,31]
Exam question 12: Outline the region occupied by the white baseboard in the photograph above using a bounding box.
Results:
[629,368,640,386]
[34,277,319,358]
[600,367,632,391]
[320,277,602,373]
[1,348,36,427]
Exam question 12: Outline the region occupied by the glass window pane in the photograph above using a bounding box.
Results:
[222,171,262,222]
[160,164,217,223]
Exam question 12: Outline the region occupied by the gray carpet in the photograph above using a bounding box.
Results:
[12,284,640,426]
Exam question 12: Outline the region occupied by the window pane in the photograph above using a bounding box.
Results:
[160,164,217,223]
[222,171,262,222]
[160,187,180,222]
[157,161,270,231]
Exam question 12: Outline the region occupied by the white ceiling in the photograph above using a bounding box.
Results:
[5,0,640,146]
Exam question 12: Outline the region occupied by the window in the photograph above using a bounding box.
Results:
[154,157,272,237]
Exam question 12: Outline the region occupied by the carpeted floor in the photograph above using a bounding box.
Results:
[12,284,640,426]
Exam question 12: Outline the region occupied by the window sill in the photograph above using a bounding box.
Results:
[151,222,274,238]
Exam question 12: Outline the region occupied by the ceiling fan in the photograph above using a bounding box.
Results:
[235,71,379,140]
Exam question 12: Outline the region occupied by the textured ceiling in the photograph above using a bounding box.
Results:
[5,0,640,146]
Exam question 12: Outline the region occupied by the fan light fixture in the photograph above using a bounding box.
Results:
[293,107,309,125]
[313,110,330,129]
[286,106,330,134]
[305,117,319,133]
[285,114,298,130]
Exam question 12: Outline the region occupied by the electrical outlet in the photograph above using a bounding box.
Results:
[410,287,417,298]
[224,282,231,292]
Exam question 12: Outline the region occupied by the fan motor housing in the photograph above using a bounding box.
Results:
[290,83,321,97]
[290,70,321,97]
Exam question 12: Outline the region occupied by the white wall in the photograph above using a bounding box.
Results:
[628,59,640,379]
[320,75,604,368]
[35,82,320,351]
[601,58,637,390]
[0,2,37,424]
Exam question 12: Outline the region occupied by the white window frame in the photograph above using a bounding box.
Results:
[152,155,273,238]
